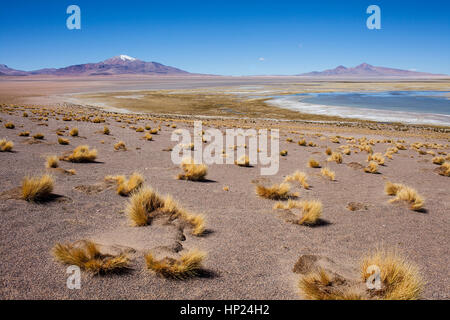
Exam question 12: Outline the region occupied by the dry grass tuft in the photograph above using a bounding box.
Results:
[432,156,444,165]
[308,158,321,168]
[327,152,343,164]
[385,182,424,211]
[19,131,30,137]
[58,137,70,145]
[256,183,292,200]
[368,153,385,165]
[280,150,288,156]
[103,126,110,135]
[143,132,153,141]
[4,122,15,129]
[296,200,322,225]
[0,139,14,152]
[64,145,97,162]
[114,141,127,151]
[298,268,361,300]
[145,249,206,279]
[361,249,423,300]
[53,240,130,275]
[325,147,332,155]
[46,155,59,168]
[69,128,78,136]
[126,186,205,235]
[106,172,144,196]
[284,171,309,189]
[177,158,208,181]
[21,174,54,201]
[438,162,450,176]
[33,133,44,140]
[235,155,250,167]
[320,167,335,181]
[364,161,379,174]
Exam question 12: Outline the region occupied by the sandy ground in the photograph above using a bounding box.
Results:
[0,100,449,299]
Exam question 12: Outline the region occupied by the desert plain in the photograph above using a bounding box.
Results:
[0,76,449,300]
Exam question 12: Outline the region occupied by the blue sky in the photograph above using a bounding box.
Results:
[1,0,449,75]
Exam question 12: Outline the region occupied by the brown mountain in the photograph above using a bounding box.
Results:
[1,55,191,76]
[299,63,446,77]
[0,64,29,76]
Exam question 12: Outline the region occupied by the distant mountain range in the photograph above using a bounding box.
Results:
[0,55,190,76]
[0,57,446,77]
[298,63,446,77]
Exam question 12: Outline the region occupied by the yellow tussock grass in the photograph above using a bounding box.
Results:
[58,137,70,145]
[368,153,385,165]
[19,131,30,137]
[385,182,424,211]
[432,156,444,165]
[22,174,54,201]
[126,186,205,235]
[325,147,332,155]
[64,145,97,162]
[177,157,208,181]
[438,162,450,176]
[235,155,250,167]
[327,152,343,164]
[0,139,14,152]
[364,161,379,174]
[46,155,59,168]
[361,248,423,300]
[308,158,321,168]
[280,150,288,156]
[114,141,127,151]
[320,167,335,181]
[103,126,110,135]
[69,128,78,136]
[145,249,206,279]
[284,171,309,189]
[299,268,362,300]
[4,122,15,129]
[33,133,44,140]
[296,200,322,226]
[53,240,130,275]
[256,183,291,200]
[106,172,144,196]
[144,132,153,140]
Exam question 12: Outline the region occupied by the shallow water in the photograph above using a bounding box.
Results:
[268,91,450,126]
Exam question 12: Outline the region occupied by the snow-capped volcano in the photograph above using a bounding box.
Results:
[119,54,136,61]
[10,55,192,76]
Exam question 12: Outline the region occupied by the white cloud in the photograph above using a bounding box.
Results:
[258,57,265,61]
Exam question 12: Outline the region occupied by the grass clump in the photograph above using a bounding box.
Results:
[33,133,44,140]
[64,145,97,163]
[235,155,250,167]
[385,182,424,211]
[4,122,15,129]
[53,240,130,275]
[177,157,208,181]
[361,249,423,300]
[69,128,79,136]
[320,167,335,181]
[114,141,126,151]
[0,139,14,152]
[432,156,444,165]
[143,132,153,141]
[284,171,309,189]
[364,161,379,174]
[438,162,450,176]
[368,153,385,165]
[308,158,321,168]
[46,155,59,168]
[327,152,343,164]
[255,183,292,200]
[126,186,205,235]
[145,249,206,279]
[105,172,144,196]
[21,174,54,201]
[280,150,288,156]
[19,131,30,137]
[103,126,110,135]
[58,137,70,145]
